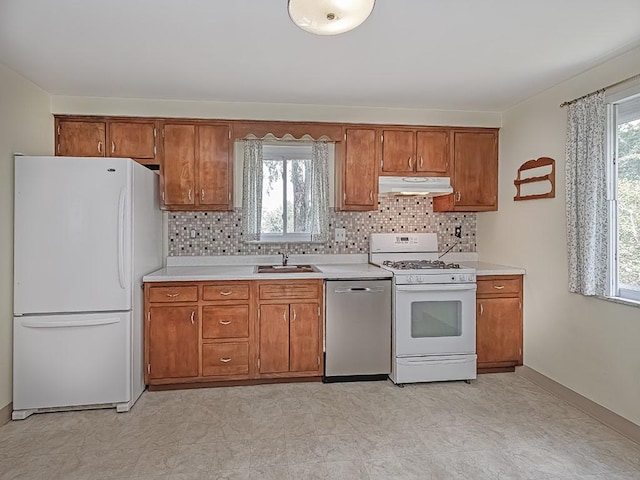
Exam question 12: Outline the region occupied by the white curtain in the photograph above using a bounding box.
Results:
[242,139,263,242]
[565,91,608,296]
[307,141,330,242]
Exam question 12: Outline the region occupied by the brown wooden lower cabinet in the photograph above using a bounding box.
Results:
[476,275,523,373]
[144,279,323,387]
[147,305,199,380]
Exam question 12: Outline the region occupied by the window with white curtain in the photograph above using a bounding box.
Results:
[241,140,330,243]
[608,94,640,301]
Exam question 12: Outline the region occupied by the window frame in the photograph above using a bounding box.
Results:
[260,143,313,243]
[606,85,640,303]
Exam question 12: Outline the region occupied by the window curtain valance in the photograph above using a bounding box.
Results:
[308,141,330,243]
[565,91,608,296]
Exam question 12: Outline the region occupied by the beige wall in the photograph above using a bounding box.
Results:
[51,95,502,127]
[0,63,52,411]
[477,47,640,425]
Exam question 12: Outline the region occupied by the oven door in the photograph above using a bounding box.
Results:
[394,283,476,356]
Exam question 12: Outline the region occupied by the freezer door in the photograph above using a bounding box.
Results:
[13,312,131,411]
[14,156,132,314]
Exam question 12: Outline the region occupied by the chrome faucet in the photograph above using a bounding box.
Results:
[281,251,289,266]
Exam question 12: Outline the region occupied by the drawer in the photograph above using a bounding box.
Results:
[148,285,198,303]
[477,277,521,296]
[202,342,249,377]
[259,282,319,300]
[202,305,249,339]
[202,284,249,301]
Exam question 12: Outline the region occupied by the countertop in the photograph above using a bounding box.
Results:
[143,254,525,282]
[143,254,393,282]
[459,261,526,276]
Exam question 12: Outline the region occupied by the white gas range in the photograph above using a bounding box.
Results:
[370,233,477,385]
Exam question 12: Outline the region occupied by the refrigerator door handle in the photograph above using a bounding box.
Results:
[21,317,121,328]
[117,188,126,289]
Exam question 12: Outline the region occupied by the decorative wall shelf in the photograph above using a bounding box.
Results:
[514,157,555,201]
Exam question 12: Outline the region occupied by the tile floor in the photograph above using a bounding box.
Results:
[1,373,639,480]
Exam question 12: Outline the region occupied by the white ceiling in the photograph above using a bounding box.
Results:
[1,0,639,112]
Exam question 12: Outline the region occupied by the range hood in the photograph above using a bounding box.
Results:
[378,176,453,196]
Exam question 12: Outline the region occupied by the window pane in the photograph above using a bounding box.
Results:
[261,160,283,234]
[617,116,640,291]
[286,159,311,234]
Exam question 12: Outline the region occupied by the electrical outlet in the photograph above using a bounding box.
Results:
[455,226,462,238]
[335,228,346,242]
[190,230,197,239]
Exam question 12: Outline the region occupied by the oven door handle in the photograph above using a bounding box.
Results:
[395,284,477,292]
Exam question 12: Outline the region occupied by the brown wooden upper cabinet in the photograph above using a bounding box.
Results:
[56,119,106,157]
[55,117,159,166]
[108,121,157,164]
[339,127,378,211]
[160,122,232,211]
[380,128,450,176]
[433,129,498,212]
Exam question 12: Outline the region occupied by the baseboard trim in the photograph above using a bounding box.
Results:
[0,402,12,426]
[517,366,640,445]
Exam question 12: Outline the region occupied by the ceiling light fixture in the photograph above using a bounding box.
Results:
[288,0,375,36]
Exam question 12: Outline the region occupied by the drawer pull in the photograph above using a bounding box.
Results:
[219,320,231,325]
[493,285,505,290]
[480,303,484,316]
[220,357,232,363]
[166,292,180,297]
[220,291,232,296]
[190,311,195,324]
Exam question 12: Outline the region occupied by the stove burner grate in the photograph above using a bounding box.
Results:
[382,260,461,270]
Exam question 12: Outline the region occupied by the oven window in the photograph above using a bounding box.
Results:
[410,300,462,337]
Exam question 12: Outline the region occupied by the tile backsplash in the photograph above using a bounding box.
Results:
[168,196,476,256]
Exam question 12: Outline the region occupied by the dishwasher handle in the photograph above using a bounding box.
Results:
[333,286,387,294]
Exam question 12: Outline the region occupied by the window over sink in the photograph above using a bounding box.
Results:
[241,140,330,243]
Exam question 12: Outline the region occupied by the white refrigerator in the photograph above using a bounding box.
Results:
[13,156,163,420]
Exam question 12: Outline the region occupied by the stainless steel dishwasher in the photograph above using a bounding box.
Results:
[324,279,392,382]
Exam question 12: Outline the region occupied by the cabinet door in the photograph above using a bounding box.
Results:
[198,124,231,209]
[343,128,377,209]
[259,304,290,374]
[381,130,415,174]
[289,303,320,373]
[416,130,449,175]
[476,297,521,366]
[162,124,196,206]
[57,120,106,157]
[148,306,199,379]
[452,131,498,209]
[109,121,157,162]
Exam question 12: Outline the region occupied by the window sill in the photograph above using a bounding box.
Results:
[597,295,640,308]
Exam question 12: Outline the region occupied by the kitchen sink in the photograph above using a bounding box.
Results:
[255,264,319,273]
